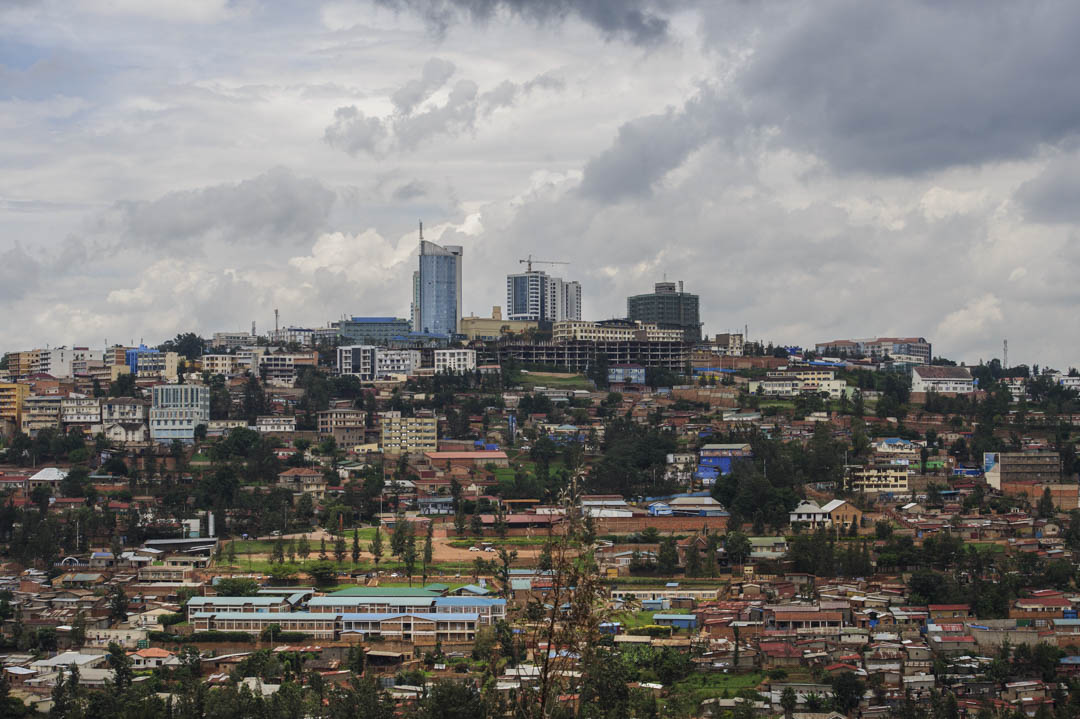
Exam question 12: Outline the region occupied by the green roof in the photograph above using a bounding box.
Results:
[422,583,449,592]
[329,587,440,597]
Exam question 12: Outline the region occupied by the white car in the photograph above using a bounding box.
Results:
[469,546,481,552]
[484,546,496,553]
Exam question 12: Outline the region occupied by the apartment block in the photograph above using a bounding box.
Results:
[21,395,62,436]
[380,411,437,454]
[434,349,477,373]
[61,396,102,425]
[0,382,30,430]
[150,384,210,442]
[846,464,911,494]
[200,354,239,376]
[258,351,318,387]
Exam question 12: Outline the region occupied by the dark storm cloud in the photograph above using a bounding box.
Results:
[108,167,336,248]
[1015,156,1080,224]
[737,1,1080,175]
[375,0,671,45]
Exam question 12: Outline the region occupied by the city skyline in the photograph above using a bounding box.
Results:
[3,3,1080,366]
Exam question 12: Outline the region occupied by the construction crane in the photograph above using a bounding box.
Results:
[519,255,570,273]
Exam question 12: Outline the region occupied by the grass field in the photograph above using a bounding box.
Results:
[612,608,690,629]
[518,372,594,390]
[669,671,765,705]
[217,557,478,575]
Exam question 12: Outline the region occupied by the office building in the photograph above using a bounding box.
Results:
[815,337,931,363]
[984,452,1062,491]
[336,317,412,346]
[552,319,684,343]
[150,384,210,442]
[415,238,463,336]
[627,281,702,343]
[459,307,538,340]
[506,270,582,323]
[125,345,180,381]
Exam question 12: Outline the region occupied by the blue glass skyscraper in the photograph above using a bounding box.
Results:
[415,238,463,336]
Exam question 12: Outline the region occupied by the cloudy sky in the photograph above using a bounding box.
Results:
[2,0,1079,367]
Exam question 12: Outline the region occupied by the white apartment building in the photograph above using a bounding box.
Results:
[434,349,477,373]
[255,416,296,433]
[258,352,317,386]
[375,349,421,378]
[212,331,256,350]
[337,345,376,381]
[150,385,210,442]
[36,346,75,378]
[911,366,974,394]
[61,396,102,425]
[101,397,151,423]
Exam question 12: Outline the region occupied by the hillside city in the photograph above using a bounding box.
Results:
[2,246,1080,719]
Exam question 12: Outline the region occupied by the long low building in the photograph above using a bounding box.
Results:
[307,595,506,623]
[186,595,291,619]
[189,610,481,642]
[190,611,340,639]
[340,612,479,643]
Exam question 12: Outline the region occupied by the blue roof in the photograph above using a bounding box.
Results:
[653,614,696,622]
[1061,656,1080,664]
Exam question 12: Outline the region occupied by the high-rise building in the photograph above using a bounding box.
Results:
[415,238,463,336]
[506,270,582,323]
[627,281,701,343]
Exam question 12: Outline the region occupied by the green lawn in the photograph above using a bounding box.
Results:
[669,672,765,705]
[218,557,479,575]
[612,608,690,629]
[448,538,550,548]
[518,373,594,390]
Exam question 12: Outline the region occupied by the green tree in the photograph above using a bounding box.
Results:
[830,671,865,714]
[352,528,361,564]
[657,536,679,575]
[422,521,434,585]
[369,527,384,572]
[108,584,128,624]
[334,535,347,564]
[297,534,311,561]
[401,523,418,586]
[781,687,798,719]
[725,530,752,565]
[107,641,134,693]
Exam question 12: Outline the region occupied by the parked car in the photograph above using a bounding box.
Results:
[469,546,481,552]
[484,546,496,552]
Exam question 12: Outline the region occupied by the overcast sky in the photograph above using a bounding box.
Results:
[3,0,1079,368]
